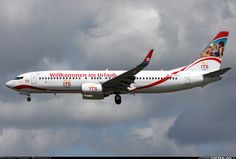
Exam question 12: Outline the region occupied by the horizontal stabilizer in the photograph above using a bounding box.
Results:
[203,67,231,78]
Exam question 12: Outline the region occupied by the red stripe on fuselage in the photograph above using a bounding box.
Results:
[135,76,170,90]
[14,85,46,91]
[135,57,221,90]
[184,57,221,71]
[14,84,79,92]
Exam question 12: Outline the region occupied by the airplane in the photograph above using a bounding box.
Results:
[6,31,231,105]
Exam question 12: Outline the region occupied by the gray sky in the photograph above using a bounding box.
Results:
[0,0,236,156]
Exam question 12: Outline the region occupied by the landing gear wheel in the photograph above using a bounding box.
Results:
[115,94,121,105]
[27,97,31,102]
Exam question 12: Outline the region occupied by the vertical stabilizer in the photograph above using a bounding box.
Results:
[184,31,229,72]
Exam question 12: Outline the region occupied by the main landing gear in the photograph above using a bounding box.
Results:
[115,94,121,105]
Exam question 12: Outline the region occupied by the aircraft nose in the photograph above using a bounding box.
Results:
[5,81,14,88]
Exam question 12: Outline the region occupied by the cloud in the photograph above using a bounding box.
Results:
[0,127,80,155]
[0,0,37,27]
[74,3,165,69]
[128,117,196,155]
[37,57,72,70]
[168,84,236,145]
[0,94,150,129]
[0,0,236,156]
[79,117,196,156]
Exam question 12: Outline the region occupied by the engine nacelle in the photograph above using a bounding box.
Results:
[81,83,104,99]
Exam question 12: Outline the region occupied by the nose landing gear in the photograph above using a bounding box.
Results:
[115,94,121,105]
[20,92,32,102]
[27,95,31,102]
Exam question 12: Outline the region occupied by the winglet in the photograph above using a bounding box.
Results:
[212,31,229,41]
[143,49,154,65]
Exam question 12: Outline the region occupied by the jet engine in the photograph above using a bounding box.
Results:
[81,83,104,99]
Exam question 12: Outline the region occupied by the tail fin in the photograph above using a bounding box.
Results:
[185,31,229,72]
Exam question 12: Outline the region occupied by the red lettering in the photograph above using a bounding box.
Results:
[89,86,97,92]
[50,73,87,78]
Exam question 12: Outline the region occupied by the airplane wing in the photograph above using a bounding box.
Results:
[102,49,154,95]
[203,67,231,78]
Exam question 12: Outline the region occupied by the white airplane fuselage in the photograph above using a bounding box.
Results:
[6,69,218,95]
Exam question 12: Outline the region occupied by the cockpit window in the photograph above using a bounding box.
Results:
[14,76,24,80]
